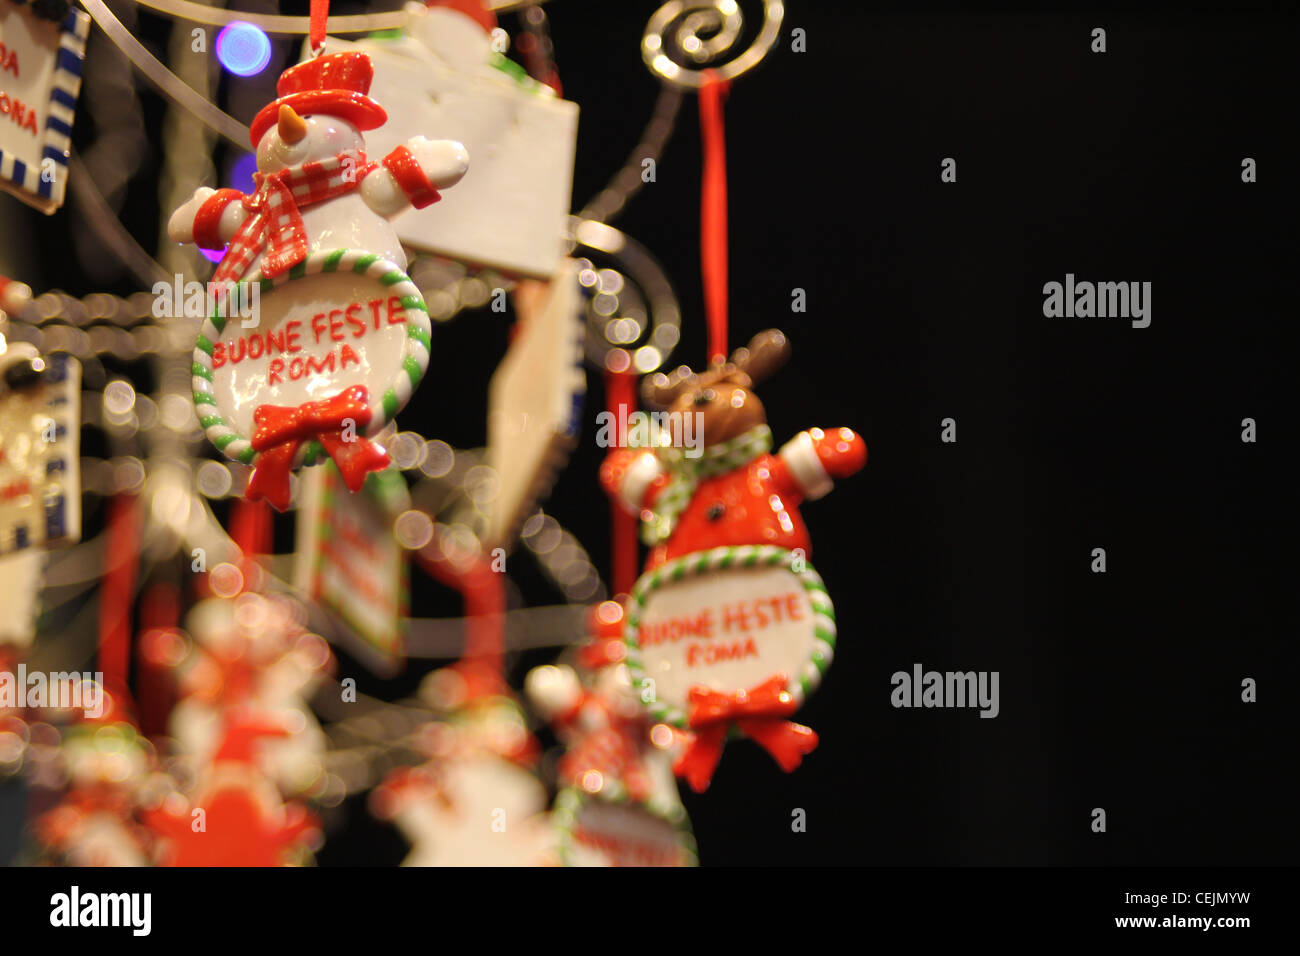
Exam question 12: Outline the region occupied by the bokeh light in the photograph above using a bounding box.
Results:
[216,21,272,77]
[230,152,258,194]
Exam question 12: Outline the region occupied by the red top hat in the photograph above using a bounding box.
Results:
[249,52,389,148]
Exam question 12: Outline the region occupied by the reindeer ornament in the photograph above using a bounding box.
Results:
[600,330,867,791]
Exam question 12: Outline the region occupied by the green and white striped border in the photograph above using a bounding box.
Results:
[191,249,431,468]
[552,786,698,867]
[623,545,837,728]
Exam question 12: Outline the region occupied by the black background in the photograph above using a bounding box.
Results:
[4,1,1296,866]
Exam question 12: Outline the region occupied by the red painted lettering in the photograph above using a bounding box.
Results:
[386,296,407,325]
[685,638,759,668]
[305,353,336,376]
[722,602,752,633]
[345,302,365,338]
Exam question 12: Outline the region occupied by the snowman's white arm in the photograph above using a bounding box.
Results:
[361,137,469,218]
[167,187,250,247]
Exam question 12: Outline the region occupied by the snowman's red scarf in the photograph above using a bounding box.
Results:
[202,151,378,285]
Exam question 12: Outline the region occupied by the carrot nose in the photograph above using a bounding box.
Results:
[278,104,307,144]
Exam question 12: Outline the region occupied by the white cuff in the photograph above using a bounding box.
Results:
[780,431,833,500]
[620,452,665,511]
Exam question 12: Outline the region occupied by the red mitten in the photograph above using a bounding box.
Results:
[777,428,868,500]
[811,427,867,479]
[600,448,667,513]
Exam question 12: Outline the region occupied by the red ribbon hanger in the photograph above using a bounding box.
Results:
[604,364,640,597]
[309,0,329,55]
[414,524,508,702]
[98,494,140,712]
[699,71,731,367]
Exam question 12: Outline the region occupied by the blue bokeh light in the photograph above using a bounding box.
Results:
[230,152,258,194]
[216,22,272,77]
[199,247,225,264]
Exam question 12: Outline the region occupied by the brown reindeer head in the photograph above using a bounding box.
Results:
[641,329,791,446]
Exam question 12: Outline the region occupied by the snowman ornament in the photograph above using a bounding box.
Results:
[170,52,469,510]
[168,596,331,799]
[526,602,697,866]
[370,683,555,868]
[146,709,319,867]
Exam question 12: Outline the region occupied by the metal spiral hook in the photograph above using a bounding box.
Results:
[642,0,785,89]
[567,218,681,376]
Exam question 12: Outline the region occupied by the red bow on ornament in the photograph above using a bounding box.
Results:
[245,385,390,511]
[674,674,819,793]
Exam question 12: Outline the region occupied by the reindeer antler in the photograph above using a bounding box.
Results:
[640,331,790,408]
[731,329,791,385]
[641,364,698,410]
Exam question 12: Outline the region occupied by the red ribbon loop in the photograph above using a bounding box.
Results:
[309,0,329,55]
[673,674,818,793]
[245,385,390,511]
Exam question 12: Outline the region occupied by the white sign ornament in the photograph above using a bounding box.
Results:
[0,0,88,213]
[484,258,586,551]
[292,461,408,675]
[623,546,835,792]
[0,344,80,555]
[322,6,580,278]
[191,250,430,511]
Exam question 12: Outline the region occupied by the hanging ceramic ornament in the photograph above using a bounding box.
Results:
[317,2,579,278]
[0,0,89,213]
[0,342,80,555]
[371,668,554,866]
[600,330,868,792]
[169,51,469,511]
[292,462,408,674]
[526,601,696,866]
[145,708,320,866]
[0,549,42,652]
[33,691,158,867]
[168,594,331,799]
